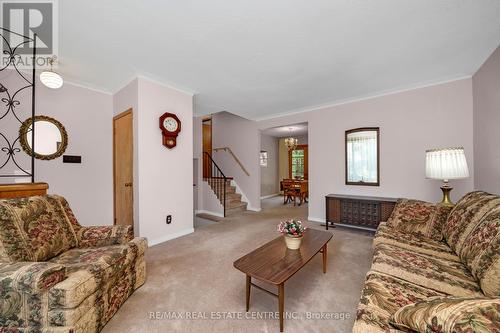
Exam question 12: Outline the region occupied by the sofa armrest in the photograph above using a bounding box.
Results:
[76,225,133,248]
[0,262,65,294]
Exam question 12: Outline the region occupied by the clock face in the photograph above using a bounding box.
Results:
[163,117,178,132]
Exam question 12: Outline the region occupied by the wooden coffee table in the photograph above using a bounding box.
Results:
[233,229,332,332]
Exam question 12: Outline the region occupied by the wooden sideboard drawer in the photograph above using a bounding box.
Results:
[325,194,397,231]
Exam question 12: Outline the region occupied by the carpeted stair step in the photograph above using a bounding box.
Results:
[195,213,223,222]
[225,201,247,216]
[225,192,242,203]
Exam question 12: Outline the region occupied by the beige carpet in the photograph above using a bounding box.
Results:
[102,197,374,333]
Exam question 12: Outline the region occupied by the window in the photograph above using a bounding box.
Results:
[260,151,268,167]
[345,127,379,186]
[291,150,304,178]
[288,145,308,179]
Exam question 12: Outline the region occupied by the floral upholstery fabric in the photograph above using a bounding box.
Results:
[386,199,452,241]
[0,262,65,294]
[371,243,482,297]
[458,205,500,297]
[443,191,500,255]
[390,296,500,333]
[374,224,461,262]
[354,191,500,333]
[353,271,446,333]
[76,225,134,248]
[0,195,147,333]
[0,196,78,262]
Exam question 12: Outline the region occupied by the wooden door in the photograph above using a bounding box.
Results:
[113,109,133,228]
[202,118,212,178]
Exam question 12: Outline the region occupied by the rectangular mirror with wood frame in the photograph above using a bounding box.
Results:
[345,127,380,186]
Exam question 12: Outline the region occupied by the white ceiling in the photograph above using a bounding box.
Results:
[262,122,308,138]
[58,1,500,120]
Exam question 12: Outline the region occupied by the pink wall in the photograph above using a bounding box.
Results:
[136,78,194,245]
[0,69,114,226]
[473,45,500,195]
[260,134,279,197]
[36,81,113,226]
[258,78,475,222]
[212,112,261,210]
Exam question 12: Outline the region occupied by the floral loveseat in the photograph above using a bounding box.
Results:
[0,195,147,332]
[353,191,500,332]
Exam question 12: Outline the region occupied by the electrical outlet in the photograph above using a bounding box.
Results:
[166,215,172,224]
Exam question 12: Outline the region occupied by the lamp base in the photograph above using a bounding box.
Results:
[440,182,454,206]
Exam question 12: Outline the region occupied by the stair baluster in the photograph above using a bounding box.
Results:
[203,152,227,217]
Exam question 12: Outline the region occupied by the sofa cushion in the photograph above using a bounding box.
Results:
[48,238,147,309]
[371,244,482,297]
[390,296,500,333]
[374,224,460,262]
[458,206,500,297]
[353,271,445,333]
[443,191,500,255]
[0,195,78,262]
[386,199,452,241]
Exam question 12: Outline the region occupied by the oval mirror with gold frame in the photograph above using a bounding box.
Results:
[19,115,68,160]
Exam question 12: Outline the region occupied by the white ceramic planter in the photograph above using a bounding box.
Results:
[284,234,303,250]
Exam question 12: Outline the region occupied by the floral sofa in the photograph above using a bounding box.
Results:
[352,191,500,333]
[0,195,147,332]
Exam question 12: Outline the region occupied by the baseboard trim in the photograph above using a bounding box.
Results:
[308,216,326,223]
[148,227,194,247]
[260,193,280,199]
[334,223,377,232]
[195,209,225,218]
[307,216,376,232]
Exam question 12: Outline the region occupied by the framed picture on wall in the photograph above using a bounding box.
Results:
[260,151,268,167]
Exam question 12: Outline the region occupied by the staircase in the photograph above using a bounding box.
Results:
[207,178,247,216]
[203,152,247,217]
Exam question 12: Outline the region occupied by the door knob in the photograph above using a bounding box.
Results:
[125,182,133,187]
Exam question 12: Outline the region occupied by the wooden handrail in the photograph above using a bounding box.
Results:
[213,147,250,176]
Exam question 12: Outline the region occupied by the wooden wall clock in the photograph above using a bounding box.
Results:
[159,112,181,149]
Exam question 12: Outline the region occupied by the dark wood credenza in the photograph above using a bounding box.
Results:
[325,194,398,231]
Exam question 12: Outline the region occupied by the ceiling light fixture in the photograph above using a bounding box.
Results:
[40,57,63,89]
[284,128,298,151]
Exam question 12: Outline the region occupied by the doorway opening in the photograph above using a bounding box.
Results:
[113,109,134,229]
[202,117,212,178]
[260,122,308,208]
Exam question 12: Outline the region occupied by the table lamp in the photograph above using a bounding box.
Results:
[425,147,469,205]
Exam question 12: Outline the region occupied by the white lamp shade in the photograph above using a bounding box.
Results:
[426,147,469,180]
[40,71,63,89]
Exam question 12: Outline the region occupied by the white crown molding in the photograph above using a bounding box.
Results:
[112,76,139,95]
[18,68,113,95]
[58,78,113,95]
[253,75,472,122]
[112,74,197,97]
[136,74,196,97]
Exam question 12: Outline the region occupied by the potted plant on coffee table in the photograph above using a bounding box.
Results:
[277,219,306,250]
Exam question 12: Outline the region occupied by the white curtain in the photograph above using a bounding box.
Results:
[347,132,377,183]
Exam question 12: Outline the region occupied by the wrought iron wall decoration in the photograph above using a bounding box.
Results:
[0,27,36,182]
